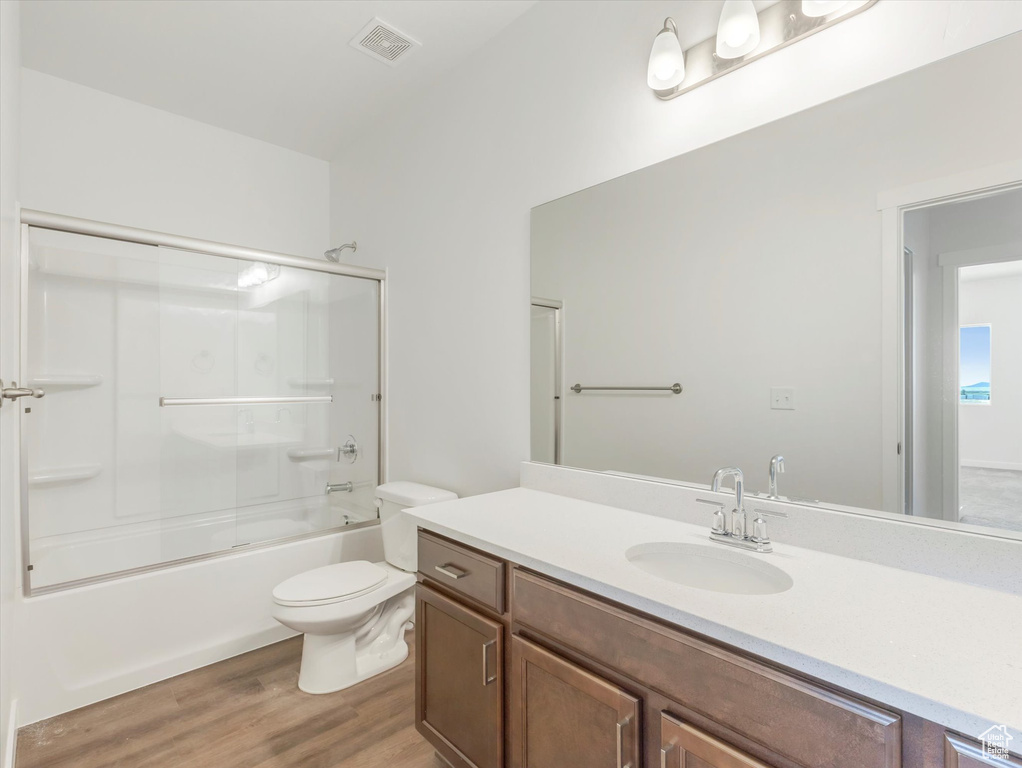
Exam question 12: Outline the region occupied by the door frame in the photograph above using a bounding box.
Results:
[878,160,1022,518]
[530,297,562,466]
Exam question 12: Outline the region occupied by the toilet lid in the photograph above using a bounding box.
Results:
[272,561,388,607]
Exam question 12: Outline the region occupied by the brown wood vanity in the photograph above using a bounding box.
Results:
[414,529,1020,768]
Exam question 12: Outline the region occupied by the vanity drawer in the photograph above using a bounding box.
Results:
[512,569,901,768]
[418,531,506,614]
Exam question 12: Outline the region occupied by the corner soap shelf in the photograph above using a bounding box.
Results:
[29,464,102,486]
[29,374,103,389]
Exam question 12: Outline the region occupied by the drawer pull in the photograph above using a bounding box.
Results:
[482,639,497,685]
[660,743,675,768]
[617,716,632,768]
[434,563,468,580]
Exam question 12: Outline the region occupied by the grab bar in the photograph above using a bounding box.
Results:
[159,396,333,407]
[570,383,682,394]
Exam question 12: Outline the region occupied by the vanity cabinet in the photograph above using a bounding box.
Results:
[509,635,640,768]
[416,585,504,768]
[660,713,770,768]
[414,529,1019,768]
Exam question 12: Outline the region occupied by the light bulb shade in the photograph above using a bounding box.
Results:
[715,0,760,59]
[647,20,685,91]
[801,0,849,17]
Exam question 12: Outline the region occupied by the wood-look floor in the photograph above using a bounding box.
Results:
[16,635,444,768]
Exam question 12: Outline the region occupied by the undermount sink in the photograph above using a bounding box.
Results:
[626,542,793,595]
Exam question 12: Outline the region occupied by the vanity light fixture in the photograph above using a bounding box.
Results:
[648,0,877,100]
[647,18,686,96]
[801,0,850,17]
[715,0,761,60]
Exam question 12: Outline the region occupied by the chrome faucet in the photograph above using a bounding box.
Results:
[703,467,787,553]
[710,467,745,540]
[325,481,353,494]
[768,455,785,499]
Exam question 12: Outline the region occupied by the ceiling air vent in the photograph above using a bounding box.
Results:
[349,18,421,67]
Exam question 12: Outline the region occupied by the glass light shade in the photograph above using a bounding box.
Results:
[715,0,761,59]
[801,0,849,17]
[647,23,685,91]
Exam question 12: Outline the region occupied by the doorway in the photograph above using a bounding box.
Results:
[903,186,1022,531]
[530,299,561,465]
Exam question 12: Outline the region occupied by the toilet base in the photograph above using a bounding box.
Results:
[296,591,415,694]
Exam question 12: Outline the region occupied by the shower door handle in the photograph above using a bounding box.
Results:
[1,381,45,407]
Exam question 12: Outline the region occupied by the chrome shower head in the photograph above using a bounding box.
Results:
[324,242,357,262]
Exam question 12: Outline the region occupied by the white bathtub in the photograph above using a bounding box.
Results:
[14,520,383,726]
[29,496,376,590]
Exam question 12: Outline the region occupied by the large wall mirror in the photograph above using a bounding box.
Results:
[530,32,1022,538]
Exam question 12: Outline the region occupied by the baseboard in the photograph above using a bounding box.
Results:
[2,699,16,768]
[960,460,1022,471]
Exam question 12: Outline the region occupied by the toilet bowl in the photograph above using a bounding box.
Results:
[271,482,457,694]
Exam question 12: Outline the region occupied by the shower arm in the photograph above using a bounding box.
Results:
[324,242,357,262]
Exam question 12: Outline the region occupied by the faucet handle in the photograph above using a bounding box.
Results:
[697,498,728,535]
[750,508,787,546]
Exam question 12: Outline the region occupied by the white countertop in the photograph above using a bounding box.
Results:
[408,487,1022,742]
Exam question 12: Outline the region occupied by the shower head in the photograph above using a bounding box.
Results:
[324,242,357,262]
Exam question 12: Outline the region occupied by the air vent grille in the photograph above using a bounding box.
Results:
[350,18,420,66]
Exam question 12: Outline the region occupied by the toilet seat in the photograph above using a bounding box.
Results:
[272,560,388,607]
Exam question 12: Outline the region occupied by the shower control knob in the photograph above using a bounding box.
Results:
[338,435,359,463]
[1,381,45,407]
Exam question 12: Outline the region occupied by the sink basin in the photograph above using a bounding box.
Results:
[625,542,793,595]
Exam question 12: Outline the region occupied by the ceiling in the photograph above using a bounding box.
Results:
[20,0,538,159]
[20,0,777,161]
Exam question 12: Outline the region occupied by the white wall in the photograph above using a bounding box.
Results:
[19,69,329,258]
[530,38,1021,509]
[329,0,1022,499]
[10,68,365,725]
[0,2,21,761]
[959,273,1022,470]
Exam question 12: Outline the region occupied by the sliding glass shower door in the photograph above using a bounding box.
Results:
[23,226,380,592]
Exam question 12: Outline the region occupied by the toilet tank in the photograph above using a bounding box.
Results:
[376,482,458,572]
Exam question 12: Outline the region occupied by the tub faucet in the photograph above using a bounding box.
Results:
[710,467,745,539]
[325,482,353,494]
[768,455,785,499]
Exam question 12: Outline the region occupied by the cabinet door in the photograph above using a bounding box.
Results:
[945,733,1022,768]
[416,585,503,768]
[510,635,640,768]
[660,713,770,768]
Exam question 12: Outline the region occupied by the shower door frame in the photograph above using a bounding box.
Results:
[14,209,388,596]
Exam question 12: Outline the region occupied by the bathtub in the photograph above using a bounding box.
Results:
[14,518,383,726]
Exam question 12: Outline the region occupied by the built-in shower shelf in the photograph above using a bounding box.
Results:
[30,374,104,389]
[173,426,304,450]
[29,464,102,486]
[287,378,335,388]
[286,447,334,461]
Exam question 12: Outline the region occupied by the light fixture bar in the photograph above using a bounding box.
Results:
[654,0,877,101]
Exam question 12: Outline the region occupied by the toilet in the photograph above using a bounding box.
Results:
[271,481,457,694]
